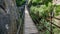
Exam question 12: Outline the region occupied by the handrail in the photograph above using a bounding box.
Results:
[30,14,54,34]
[53,17,60,20]
[46,20,60,28]
[30,13,60,28]
[30,12,60,34]
[34,14,60,28]
[30,13,51,30]
[16,9,25,34]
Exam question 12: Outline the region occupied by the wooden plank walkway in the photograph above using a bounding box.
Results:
[24,6,38,34]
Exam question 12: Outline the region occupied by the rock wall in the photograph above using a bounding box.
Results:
[0,0,18,34]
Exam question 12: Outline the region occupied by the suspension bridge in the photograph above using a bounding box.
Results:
[23,5,38,34]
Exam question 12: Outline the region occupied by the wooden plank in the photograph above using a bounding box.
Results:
[24,5,38,34]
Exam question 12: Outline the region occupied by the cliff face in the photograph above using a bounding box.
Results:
[0,0,18,34]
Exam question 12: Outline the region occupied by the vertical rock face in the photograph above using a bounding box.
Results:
[0,8,10,34]
[0,0,6,13]
[0,13,10,34]
[5,0,18,34]
[0,0,18,34]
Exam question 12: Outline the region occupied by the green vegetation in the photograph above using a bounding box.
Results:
[55,5,60,16]
[16,0,25,6]
[28,0,60,34]
[16,0,60,34]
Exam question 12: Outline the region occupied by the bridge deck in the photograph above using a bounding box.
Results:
[24,6,38,34]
